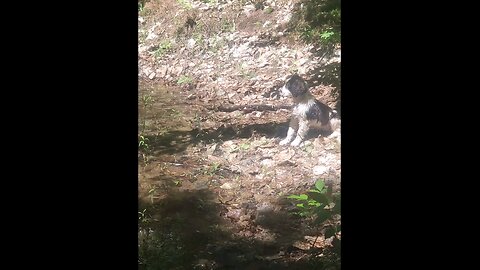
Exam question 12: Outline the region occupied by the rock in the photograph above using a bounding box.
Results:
[206,143,218,155]
[298,58,309,65]
[243,4,256,15]
[156,66,168,77]
[313,165,328,175]
[146,32,158,40]
[226,208,242,220]
[260,159,274,167]
[220,182,234,189]
[187,38,196,49]
[173,66,184,76]
[257,61,269,68]
[139,45,148,53]
[276,149,295,163]
[148,72,156,80]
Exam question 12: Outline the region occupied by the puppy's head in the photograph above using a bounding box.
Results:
[280,74,308,98]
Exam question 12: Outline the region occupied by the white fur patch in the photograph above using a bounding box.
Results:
[280,85,291,97]
[293,97,316,118]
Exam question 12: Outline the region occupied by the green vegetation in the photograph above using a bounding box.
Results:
[176,75,193,85]
[139,93,154,164]
[154,40,173,58]
[294,0,340,50]
[176,0,193,10]
[204,162,221,176]
[288,179,341,250]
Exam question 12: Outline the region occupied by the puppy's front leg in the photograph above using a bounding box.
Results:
[280,118,299,145]
[291,120,309,147]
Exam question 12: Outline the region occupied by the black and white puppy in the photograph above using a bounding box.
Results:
[279,74,338,147]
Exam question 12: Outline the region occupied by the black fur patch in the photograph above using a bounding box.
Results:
[285,74,308,97]
[306,100,332,125]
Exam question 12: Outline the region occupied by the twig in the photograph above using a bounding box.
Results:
[213,104,292,113]
[165,162,183,166]
[311,235,320,249]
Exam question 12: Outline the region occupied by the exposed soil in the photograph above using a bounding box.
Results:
[138,1,341,269]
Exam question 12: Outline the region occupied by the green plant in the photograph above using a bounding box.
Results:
[142,94,154,108]
[320,30,334,40]
[154,40,173,57]
[207,36,226,53]
[148,186,161,203]
[288,179,341,244]
[220,19,235,33]
[239,142,250,151]
[294,0,341,47]
[139,135,150,164]
[138,208,150,223]
[239,62,256,79]
[176,0,193,10]
[204,162,221,176]
[168,108,182,119]
[302,143,315,154]
[138,94,154,163]
[139,135,150,151]
[176,75,193,85]
[193,33,205,47]
[139,30,147,43]
[140,93,154,132]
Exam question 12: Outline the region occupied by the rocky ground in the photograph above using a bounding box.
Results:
[138,1,341,269]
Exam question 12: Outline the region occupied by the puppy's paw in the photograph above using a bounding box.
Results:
[290,139,302,147]
[279,138,291,145]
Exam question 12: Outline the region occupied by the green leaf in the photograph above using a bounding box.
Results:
[315,179,325,191]
[287,194,309,200]
[332,199,341,214]
[239,143,250,150]
[315,209,332,224]
[308,201,322,207]
[320,31,334,40]
[309,193,329,205]
[299,194,309,200]
[296,203,305,208]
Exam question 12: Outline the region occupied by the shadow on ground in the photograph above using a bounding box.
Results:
[141,118,336,157]
[139,188,340,270]
[141,121,290,155]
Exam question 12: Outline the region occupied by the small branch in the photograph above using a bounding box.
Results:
[311,235,320,249]
[213,104,292,113]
